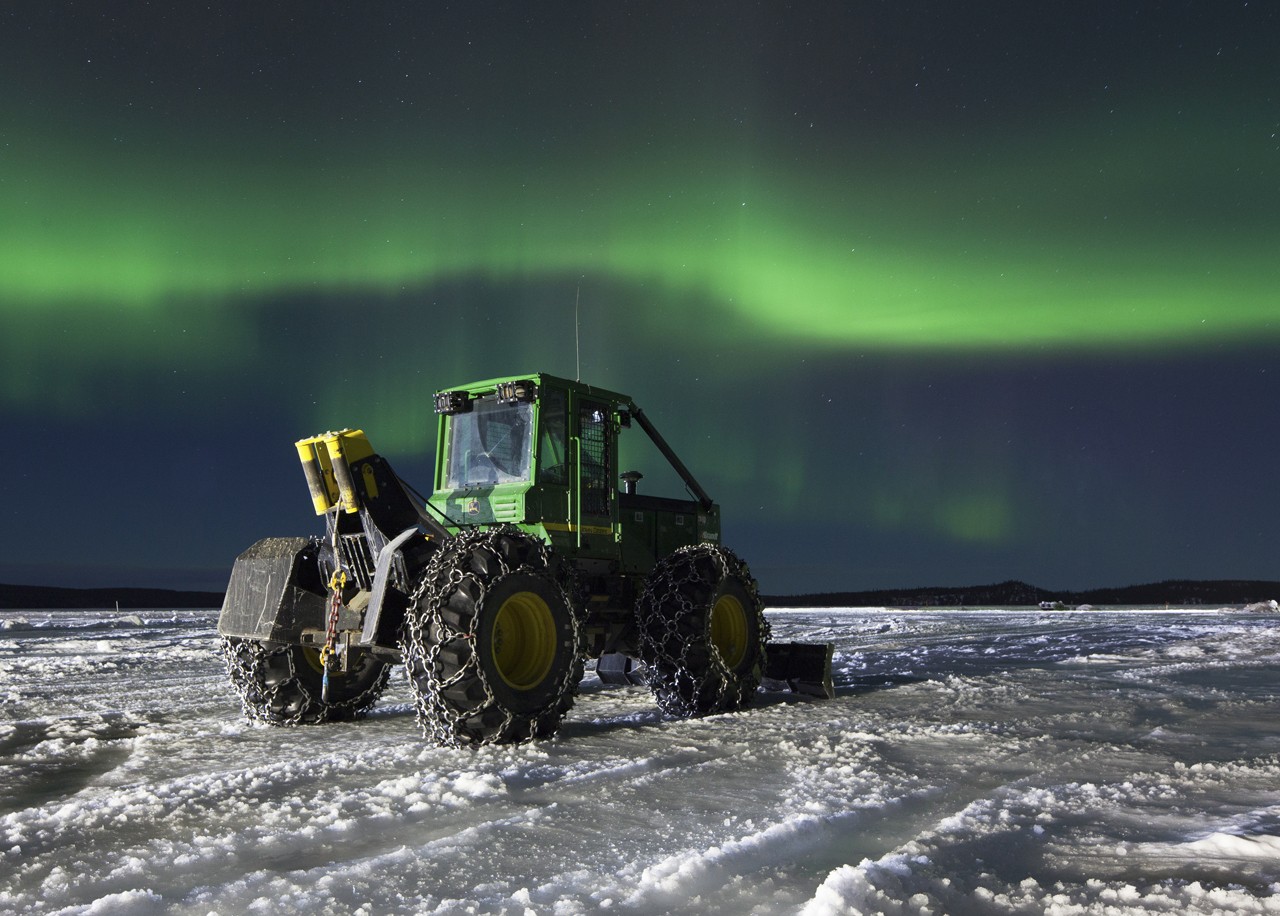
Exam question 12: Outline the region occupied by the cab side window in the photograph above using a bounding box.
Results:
[538,388,568,485]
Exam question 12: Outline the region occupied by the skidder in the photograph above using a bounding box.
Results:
[217,373,832,746]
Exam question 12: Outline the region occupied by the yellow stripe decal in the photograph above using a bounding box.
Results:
[542,522,614,536]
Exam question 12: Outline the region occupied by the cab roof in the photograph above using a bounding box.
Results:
[440,372,633,407]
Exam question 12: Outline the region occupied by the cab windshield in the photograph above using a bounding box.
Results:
[444,398,534,488]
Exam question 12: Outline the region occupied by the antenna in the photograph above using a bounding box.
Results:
[575,284,581,381]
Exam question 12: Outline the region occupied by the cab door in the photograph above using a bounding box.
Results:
[572,396,617,558]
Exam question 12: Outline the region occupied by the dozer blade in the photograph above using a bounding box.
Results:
[764,642,835,699]
[217,537,329,643]
[595,652,648,686]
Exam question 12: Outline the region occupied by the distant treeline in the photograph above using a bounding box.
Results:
[764,579,1280,608]
[0,583,224,610]
[5,577,1278,612]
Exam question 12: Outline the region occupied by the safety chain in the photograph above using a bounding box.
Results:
[400,525,585,747]
[634,543,769,718]
[220,635,390,727]
[319,569,346,703]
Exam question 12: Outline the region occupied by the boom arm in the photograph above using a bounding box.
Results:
[628,402,714,513]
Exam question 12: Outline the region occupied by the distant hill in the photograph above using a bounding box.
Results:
[0,583,224,610]
[764,579,1280,608]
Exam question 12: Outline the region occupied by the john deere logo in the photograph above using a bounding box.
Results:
[465,499,481,516]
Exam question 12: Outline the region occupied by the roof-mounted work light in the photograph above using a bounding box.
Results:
[434,390,472,415]
[496,380,538,404]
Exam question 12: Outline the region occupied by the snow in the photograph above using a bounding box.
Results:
[2,607,1279,914]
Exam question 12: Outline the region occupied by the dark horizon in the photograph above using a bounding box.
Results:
[6,576,1278,612]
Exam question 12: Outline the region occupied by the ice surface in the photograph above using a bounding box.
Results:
[2,607,1279,914]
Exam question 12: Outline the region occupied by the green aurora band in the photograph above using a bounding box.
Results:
[4,101,1276,356]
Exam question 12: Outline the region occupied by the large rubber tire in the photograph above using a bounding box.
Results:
[221,637,391,726]
[401,526,584,747]
[635,544,769,718]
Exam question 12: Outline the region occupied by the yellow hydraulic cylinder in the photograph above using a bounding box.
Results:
[296,437,337,515]
[294,429,375,515]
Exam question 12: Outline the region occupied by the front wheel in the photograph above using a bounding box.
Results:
[635,544,769,718]
[220,637,391,725]
[401,527,584,747]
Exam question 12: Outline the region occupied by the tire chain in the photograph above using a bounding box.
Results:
[635,543,770,718]
[220,636,390,727]
[400,525,586,747]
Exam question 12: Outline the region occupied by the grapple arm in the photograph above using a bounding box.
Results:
[218,430,446,653]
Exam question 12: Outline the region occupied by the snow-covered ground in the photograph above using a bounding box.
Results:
[2,607,1279,915]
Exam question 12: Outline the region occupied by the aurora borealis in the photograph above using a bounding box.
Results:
[3,3,1277,593]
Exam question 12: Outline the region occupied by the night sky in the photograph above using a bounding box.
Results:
[3,3,1277,595]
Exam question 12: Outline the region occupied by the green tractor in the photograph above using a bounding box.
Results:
[217,372,832,747]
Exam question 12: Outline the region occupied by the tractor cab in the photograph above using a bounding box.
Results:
[429,373,719,574]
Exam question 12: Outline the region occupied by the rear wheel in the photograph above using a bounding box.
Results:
[220,637,391,725]
[401,526,584,747]
[635,544,769,718]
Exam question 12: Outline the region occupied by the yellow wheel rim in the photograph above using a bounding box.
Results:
[492,590,558,690]
[301,645,348,678]
[301,646,327,675]
[710,593,749,669]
